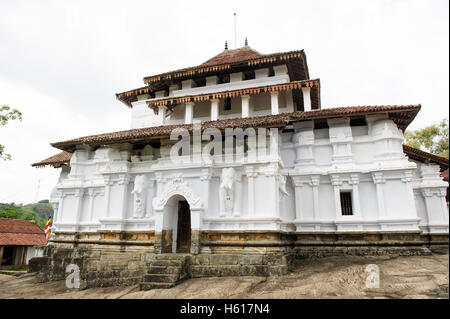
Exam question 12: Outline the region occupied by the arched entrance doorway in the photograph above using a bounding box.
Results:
[153,177,203,255]
[176,200,191,253]
[156,194,193,254]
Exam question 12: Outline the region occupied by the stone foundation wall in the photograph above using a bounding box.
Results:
[28,230,448,288]
[29,243,156,288]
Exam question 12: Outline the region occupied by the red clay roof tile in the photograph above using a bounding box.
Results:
[0,218,47,246]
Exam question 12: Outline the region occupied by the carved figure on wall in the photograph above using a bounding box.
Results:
[219,167,236,215]
[131,175,151,218]
[278,175,289,197]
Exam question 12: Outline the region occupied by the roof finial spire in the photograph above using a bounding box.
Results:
[245,37,248,46]
[224,41,228,50]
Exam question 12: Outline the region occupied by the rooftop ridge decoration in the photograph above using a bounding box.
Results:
[142,49,307,84]
[47,105,420,152]
[145,79,320,110]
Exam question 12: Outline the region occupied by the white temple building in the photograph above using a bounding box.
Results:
[31,43,449,288]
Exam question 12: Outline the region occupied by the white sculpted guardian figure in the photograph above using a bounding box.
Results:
[219,167,236,216]
[278,175,289,197]
[132,175,151,218]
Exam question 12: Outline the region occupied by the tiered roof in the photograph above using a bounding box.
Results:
[200,45,262,66]
[32,105,450,171]
[116,46,310,108]
[31,151,72,168]
[32,105,420,155]
[32,47,445,172]
[146,79,321,111]
[402,144,449,171]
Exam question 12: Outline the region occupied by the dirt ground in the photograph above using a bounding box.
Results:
[0,250,448,299]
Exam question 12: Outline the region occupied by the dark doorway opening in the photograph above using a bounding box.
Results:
[176,200,191,253]
[1,246,15,266]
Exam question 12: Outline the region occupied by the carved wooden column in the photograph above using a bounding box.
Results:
[241,95,250,118]
[185,102,194,124]
[301,87,312,111]
[210,99,219,121]
[270,91,279,115]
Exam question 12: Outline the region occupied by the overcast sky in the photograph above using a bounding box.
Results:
[0,0,448,205]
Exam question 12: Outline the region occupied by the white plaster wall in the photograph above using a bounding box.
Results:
[50,116,448,235]
[359,181,379,220]
[131,100,159,128]
[26,247,44,264]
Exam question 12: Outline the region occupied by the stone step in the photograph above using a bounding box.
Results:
[156,254,191,261]
[140,282,175,290]
[144,273,180,283]
[147,265,182,275]
[151,259,184,267]
[140,254,191,290]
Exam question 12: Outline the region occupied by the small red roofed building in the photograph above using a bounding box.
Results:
[0,218,47,268]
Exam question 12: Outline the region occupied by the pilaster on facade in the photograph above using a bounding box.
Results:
[421,188,449,231]
[291,175,306,222]
[245,166,258,218]
[200,168,213,212]
[371,172,387,220]
[292,120,315,170]
[155,172,167,197]
[348,173,362,218]
[73,188,85,231]
[309,175,320,220]
[328,118,354,166]
[367,115,407,164]
[330,174,343,219]
[103,175,114,218]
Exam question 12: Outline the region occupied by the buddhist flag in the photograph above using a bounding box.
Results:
[44,216,52,239]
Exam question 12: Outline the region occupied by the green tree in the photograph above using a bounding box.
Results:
[1,105,23,160]
[404,117,449,158]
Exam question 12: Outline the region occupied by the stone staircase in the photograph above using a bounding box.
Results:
[139,254,191,290]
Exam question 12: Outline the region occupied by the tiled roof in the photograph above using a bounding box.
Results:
[47,105,420,153]
[116,48,309,107]
[31,151,72,168]
[142,48,307,84]
[146,79,320,110]
[201,46,262,66]
[403,144,449,171]
[441,169,449,182]
[0,218,47,246]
